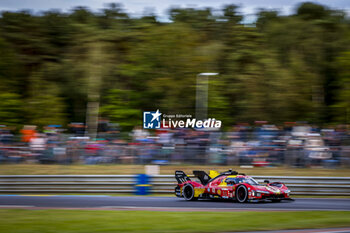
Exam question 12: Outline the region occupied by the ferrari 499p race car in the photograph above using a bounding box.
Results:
[175,169,291,203]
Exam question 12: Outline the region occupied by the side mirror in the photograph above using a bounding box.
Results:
[264,180,270,184]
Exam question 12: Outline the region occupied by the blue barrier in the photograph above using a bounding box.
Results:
[135,174,151,195]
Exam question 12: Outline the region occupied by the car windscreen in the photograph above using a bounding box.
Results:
[225,177,259,186]
[237,177,259,186]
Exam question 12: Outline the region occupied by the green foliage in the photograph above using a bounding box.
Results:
[101,89,142,130]
[333,51,350,123]
[25,72,67,126]
[0,93,22,125]
[0,2,349,129]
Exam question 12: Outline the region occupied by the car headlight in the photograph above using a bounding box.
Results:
[256,190,270,194]
[284,189,291,194]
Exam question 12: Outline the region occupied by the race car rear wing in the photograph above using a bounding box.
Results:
[175,170,191,184]
[193,170,210,185]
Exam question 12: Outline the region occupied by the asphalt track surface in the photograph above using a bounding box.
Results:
[0,195,349,211]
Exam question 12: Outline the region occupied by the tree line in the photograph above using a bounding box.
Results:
[0,2,349,130]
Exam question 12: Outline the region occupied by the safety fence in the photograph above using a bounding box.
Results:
[1,145,350,168]
[0,175,349,196]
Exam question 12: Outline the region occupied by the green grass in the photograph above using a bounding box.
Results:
[1,164,350,176]
[0,209,350,233]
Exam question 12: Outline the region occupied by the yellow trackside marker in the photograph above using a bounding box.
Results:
[135,184,152,187]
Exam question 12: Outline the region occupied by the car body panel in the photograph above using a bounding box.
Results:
[175,170,291,202]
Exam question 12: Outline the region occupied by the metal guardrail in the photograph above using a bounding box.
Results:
[0,175,349,196]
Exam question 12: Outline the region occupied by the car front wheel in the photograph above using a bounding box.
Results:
[235,185,248,203]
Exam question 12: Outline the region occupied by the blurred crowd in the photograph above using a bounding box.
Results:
[1,122,350,168]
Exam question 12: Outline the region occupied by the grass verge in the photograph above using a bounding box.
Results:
[0,164,350,176]
[0,209,349,233]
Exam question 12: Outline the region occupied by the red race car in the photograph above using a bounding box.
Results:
[175,169,291,203]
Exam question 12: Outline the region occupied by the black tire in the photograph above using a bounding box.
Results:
[271,199,281,203]
[235,185,248,203]
[182,184,198,201]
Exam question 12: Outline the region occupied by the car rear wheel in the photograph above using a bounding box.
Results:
[183,184,198,201]
[235,185,248,203]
